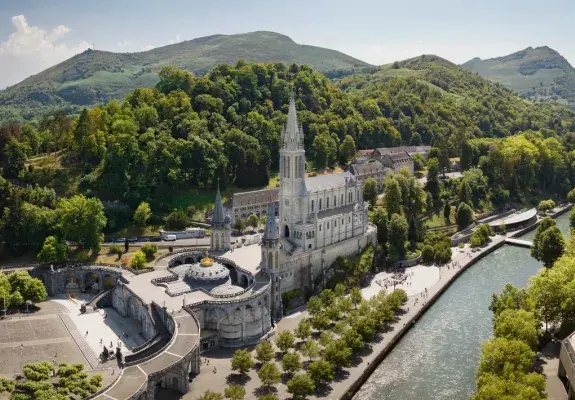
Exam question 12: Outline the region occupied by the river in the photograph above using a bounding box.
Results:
[354,213,570,400]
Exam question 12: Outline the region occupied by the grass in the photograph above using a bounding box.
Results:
[106,224,163,238]
[423,206,455,229]
[96,247,169,268]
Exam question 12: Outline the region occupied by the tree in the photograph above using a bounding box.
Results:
[384,178,402,215]
[275,330,295,353]
[141,243,158,258]
[388,213,408,260]
[199,391,224,400]
[7,271,47,303]
[494,309,539,350]
[339,134,356,164]
[233,217,245,233]
[286,373,315,399]
[281,351,302,375]
[133,201,151,227]
[473,372,545,400]
[456,202,473,230]
[322,339,352,370]
[257,395,280,400]
[130,251,147,269]
[295,319,311,341]
[410,132,422,146]
[537,226,565,267]
[568,188,575,203]
[426,158,440,202]
[246,214,259,230]
[571,207,575,230]
[362,177,378,207]
[370,208,388,248]
[538,199,555,214]
[56,195,106,253]
[443,202,451,222]
[224,385,246,400]
[2,138,26,179]
[350,286,363,308]
[231,349,254,375]
[307,360,335,384]
[477,337,535,377]
[258,362,281,387]
[37,236,68,262]
[306,296,323,316]
[165,209,189,230]
[459,181,472,207]
[186,205,197,218]
[421,245,434,263]
[255,340,275,364]
[300,339,320,360]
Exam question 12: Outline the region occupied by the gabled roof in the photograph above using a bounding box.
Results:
[349,160,386,175]
[386,151,412,162]
[305,172,355,192]
[224,188,280,209]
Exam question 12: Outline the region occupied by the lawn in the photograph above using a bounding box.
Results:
[106,224,163,238]
[423,206,455,229]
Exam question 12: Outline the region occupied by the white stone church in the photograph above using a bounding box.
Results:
[212,90,377,319]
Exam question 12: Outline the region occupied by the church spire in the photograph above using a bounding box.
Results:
[212,181,225,225]
[283,87,303,148]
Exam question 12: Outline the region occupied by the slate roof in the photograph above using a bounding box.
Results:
[386,151,412,162]
[349,160,386,175]
[305,172,355,192]
[224,188,279,209]
[317,203,356,219]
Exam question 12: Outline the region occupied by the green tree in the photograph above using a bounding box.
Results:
[281,351,302,375]
[568,189,575,203]
[410,132,422,146]
[56,195,106,253]
[2,138,27,179]
[322,339,352,370]
[246,214,259,230]
[459,181,472,207]
[233,217,246,233]
[494,309,539,350]
[199,391,224,400]
[370,207,388,247]
[258,362,281,387]
[443,202,451,222]
[295,319,311,341]
[7,271,47,303]
[257,395,280,400]
[538,199,555,214]
[306,296,323,316]
[339,134,356,164]
[37,236,68,262]
[473,372,545,400]
[477,337,535,377]
[388,213,408,260]
[300,339,320,360]
[363,178,378,207]
[141,243,158,258]
[231,349,254,375]
[384,178,402,215]
[456,202,473,230]
[570,207,575,230]
[130,251,147,269]
[275,330,296,353]
[286,373,315,399]
[426,158,440,202]
[133,201,151,227]
[165,209,189,230]
[537,226,565,267]
[350,286,363,308]
[308,359,335,384]
[255,340,275,364]
[224,385,246,400]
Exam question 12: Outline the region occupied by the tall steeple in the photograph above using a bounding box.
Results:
[212,182,225,226]
[283,88,303,150]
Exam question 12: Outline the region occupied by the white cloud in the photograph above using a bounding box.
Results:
[0,15,90,89]
[168,35,182,45]
[141,44,155,51]
[117,39,134,48]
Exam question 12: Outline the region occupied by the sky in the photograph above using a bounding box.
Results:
[0,0,574,89]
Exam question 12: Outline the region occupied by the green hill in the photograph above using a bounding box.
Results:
[461,46,575,108]
[0,31,372,122]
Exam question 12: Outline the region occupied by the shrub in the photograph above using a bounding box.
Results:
[141,243,158,258]
[75,250,90,263]
[568,189,575,203]
[165,209,189,230]
[456,202,474,230]
[130,251,146,269]
[421,245,434,263]
[168,246,173,253]
[108,244,123,259]
[538,199,555,214]
[186,205,197,218]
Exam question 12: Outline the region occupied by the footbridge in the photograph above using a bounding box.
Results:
[505,238,533,248]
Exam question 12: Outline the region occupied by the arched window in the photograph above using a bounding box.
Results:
[341,194,344,205]
[319,199,322,210]
[268,252,273,269]
[327,197,330,208]
[333,196,336,207]
[311,200,314,212]
[349,192,352,202]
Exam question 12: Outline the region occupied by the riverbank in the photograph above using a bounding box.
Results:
[340,235,507,399]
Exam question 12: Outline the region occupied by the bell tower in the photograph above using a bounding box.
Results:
[210,183,231,251]
[261,201,282,319]
[279,89,307,242]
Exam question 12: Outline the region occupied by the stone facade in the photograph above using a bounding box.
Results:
[348,159,390,191]
[261,90,377,319]
[223,188,279,222]
[210,185,231,251]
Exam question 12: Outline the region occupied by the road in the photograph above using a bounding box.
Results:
[103,237,211,247]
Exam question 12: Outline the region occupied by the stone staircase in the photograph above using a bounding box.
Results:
[59,313,99,369]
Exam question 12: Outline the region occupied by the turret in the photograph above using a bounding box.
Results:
[211,183,231,251]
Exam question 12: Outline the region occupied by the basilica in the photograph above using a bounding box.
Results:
[212,90,377,319]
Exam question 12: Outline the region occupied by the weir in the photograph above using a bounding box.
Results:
[504,238,533,248]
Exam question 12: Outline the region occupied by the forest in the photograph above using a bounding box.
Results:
[2,59,575,257]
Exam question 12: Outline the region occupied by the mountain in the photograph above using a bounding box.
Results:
[0,31,372,122]
[461,46,575,108]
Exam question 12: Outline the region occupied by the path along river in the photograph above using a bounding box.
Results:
[354,213,571,400]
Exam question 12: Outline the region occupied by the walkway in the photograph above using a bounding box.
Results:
[505,238,533,248]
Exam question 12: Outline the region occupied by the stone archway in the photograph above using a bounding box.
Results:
[185,257,194,264]
[240,275,248,288]
[173,260,183,267]
[284,225,290,238]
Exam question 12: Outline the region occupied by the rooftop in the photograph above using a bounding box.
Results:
[305,171,355,192]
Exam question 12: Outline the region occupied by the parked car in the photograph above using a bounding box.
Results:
[140,238,150,242]
[128,237,138,243]
[150,237,162,242]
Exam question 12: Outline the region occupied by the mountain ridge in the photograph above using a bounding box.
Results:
[0,30,373,122]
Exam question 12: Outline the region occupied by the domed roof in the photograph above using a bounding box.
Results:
[210,284,245,296]
[185,260,230,282]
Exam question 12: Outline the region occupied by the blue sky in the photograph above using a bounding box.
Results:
[0,0,574,88]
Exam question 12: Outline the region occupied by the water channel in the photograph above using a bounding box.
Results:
[354,213,571,400]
